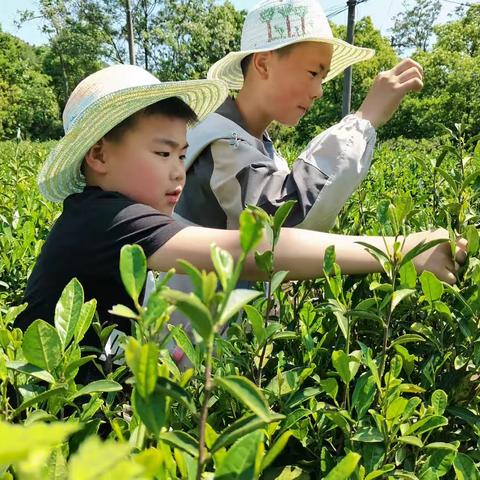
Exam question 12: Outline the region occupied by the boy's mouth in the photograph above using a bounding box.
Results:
[166,186,182,204]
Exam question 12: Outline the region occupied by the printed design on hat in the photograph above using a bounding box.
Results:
[259,3,310,43]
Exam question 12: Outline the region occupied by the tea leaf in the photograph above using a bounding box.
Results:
[244,305,266,345]
[351,427,383,442]
[324,452,361,480]
[239,209,265,254]
[273,200,296,241]
[420,271,443,304]
[132,387,166,436]
[22,320,62,372]
[215,375,272,422]
[68,436,132,479]
[0,421,78,464]
[156,377,196,413]
[74,299,97,343]
[159,431,199,458]
[162,290,213,341]
[13,386,67,417]
[120,244,147,306]
[125,340,158,399]
[431,390,448,416]
[218,289,262,327]
[352,373,376,419]
[54,278,84,348]
[215,430,263,479]
[255,250,273,273]
[6,360,55,383]
[398,436,423,448]
[69,380,122,400]
[391,289,416,313]
[332,350,351,384]
[211,244,234,291]
[453,453,480,480]
[261,430,292,471]
[169,325,198,369]
[405,415,448,436]
[400,238,447,266]
[271,270,289,294]
[212,413,283,453]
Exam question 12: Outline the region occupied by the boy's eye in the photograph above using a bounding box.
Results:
[308,71,319,77]
[180,155,186,161]
[155,151,170,157]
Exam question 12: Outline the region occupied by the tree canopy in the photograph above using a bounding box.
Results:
[1,0,478,141]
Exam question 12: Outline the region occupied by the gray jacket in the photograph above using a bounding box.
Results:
[175,97,377,231]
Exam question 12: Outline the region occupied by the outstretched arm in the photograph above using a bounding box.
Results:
[148,226,466,285]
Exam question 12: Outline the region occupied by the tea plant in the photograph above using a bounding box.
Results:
[0,127,479,479]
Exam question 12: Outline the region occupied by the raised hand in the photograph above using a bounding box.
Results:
[355,58,424,129]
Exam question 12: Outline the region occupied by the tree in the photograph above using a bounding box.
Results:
[390,0,442,53]
[383,4,480,139]
[0,30,60,140]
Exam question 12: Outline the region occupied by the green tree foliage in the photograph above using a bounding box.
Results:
[0,30,60,140]
[390,0,442,53]
[132,0,245,81]
[383,4,480,139]
[19,0,109,110]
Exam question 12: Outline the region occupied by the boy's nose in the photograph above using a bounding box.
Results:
[172,159,186,182]
[312,83,323,100]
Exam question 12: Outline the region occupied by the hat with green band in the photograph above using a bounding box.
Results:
[207,0,375,89]
[38,64,229,202]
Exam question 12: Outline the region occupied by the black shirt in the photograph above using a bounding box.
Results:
[17,187,185,348]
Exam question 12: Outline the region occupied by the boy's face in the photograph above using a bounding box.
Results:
[101,113,187,215]
[262,42,333,126]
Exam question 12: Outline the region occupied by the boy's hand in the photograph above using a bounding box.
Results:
[405,228,467,285]
[355,58,424,129]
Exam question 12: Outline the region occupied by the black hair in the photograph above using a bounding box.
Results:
[104,96,197,143]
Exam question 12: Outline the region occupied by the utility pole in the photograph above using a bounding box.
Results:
[126,0,136,65]
[342,0,356,117]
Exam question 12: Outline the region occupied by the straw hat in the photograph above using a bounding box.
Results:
[208,0,375,89]
[38,64,229,202]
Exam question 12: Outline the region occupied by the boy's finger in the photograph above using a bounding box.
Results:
[444,270,457,285]
[455,247,467,265]
[397,66,423,84]
[397,76,424,93]
[392,58,424,76]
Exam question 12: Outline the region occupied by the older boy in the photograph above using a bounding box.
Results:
[175,0,424,231]
[18,65,465,371]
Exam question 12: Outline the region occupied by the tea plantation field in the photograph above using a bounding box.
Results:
[0,130,479,479]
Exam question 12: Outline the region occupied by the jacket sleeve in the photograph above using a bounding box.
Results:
[208,114,376,231]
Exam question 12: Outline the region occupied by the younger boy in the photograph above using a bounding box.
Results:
[18,65,466,375]
[176,0,424,231]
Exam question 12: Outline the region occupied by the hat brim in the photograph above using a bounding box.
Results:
[38,79,229,202]
[207,37,375,89]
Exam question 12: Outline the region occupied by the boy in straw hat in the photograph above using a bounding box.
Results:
[175,0,424,231]
[18,64,465,376]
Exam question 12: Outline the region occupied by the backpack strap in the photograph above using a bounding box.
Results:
[185,112,259,170]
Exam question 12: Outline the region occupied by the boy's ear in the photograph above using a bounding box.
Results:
[84,139,108,174]
[252,51,272,80]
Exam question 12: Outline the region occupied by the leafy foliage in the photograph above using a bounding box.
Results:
[1,126,480,478]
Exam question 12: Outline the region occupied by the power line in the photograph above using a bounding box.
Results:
[327,6,348,18]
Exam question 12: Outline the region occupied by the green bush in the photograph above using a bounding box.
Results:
[0,129,479,479]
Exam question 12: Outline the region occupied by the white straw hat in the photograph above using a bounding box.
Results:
[208,0,375,89]
[38,64,229,202]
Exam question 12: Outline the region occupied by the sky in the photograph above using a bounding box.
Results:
[0,0,473,47]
